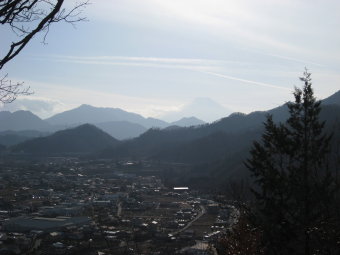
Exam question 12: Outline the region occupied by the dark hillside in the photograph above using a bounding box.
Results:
[12,124,120,155]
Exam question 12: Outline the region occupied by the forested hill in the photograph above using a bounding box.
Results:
[6,90,340,166]
[12,124,120,155]
[101,92,340,164]
[158,101,340,189]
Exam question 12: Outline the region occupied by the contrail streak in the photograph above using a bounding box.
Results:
[199,70,290,91]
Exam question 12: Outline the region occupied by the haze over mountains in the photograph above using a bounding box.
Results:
[1,90,339,186]
[159,97,231,122]
[0,96,230,143]
[2,90,338,148]
[45,104,169,129]
[0,111,50,131]
[0,104,207,142]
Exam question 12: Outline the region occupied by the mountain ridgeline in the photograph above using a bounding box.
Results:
[12,124,119,155]
[0,110,50,131]
[1,90,340,185]
[0,105,206,141]
[101,102,340,162]
[45,104,169,129]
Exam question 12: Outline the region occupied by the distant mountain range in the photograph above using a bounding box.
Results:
[45,104,169,129]
[1,89,339,181]
[170,117,205,127]
[0,110,50,131]
[0,105,206,143]
[99,89,340,187]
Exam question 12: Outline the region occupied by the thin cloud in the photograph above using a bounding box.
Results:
[260,52,325,68]
[34,55,230,66]
[39,54,291,91]
[33,55,227,73]
[0,96,65,118]
[61,56,213,64]
[88,1,340,61]
[200,71,290,91]
[53,59,215,72]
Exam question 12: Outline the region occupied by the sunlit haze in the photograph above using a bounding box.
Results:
[1,0,339,121]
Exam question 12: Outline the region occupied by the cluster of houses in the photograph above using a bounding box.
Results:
[0,158,235,254]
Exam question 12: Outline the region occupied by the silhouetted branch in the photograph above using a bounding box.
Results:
[0,0,89,70]
[0,74,33,104]
[0,0,89,103]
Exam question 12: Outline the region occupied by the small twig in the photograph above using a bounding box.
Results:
[0,74,33,104]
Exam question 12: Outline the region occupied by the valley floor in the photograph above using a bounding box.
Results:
[0,157,236,254]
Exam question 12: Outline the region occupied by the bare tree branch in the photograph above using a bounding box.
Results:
[0,0,89,104]
[0,74,33,104]
[0,0,89,70]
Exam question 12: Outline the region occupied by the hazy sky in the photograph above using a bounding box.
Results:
[1,0,339,121]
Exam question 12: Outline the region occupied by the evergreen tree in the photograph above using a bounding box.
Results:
[246,70,339,255]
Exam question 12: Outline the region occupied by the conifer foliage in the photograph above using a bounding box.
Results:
[246,70,340,255]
